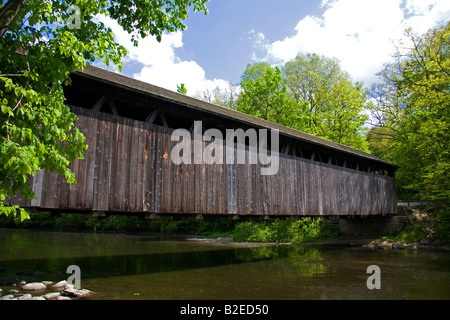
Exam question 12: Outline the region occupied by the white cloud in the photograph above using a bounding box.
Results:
[256,0,450,86]
[97,15,231,96]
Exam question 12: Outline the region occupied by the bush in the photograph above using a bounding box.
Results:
[233,217,329,243]
[393,225,426,243]
[290,217,323,242]
[55,213,89,230]
[233,221,272,242]
[434,206,450,245]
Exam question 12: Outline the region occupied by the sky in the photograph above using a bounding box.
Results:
[96,0,450,97]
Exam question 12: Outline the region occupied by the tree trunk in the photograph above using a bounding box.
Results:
[0,0,28,38]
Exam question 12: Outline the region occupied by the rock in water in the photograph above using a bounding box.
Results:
[63,288,92,298]
[43,292,61,300]
[21,282,46,291]
[52,280,68,290]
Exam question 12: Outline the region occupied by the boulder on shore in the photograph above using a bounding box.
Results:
[43,292,61,300]
[63,287,92,298]
[21,282,46,291]
[52,280,68,289]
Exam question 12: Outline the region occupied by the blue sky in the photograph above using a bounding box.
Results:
[98,0,450,96]
[176,0,323,83]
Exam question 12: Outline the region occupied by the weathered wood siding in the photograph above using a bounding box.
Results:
[9,107,396,216]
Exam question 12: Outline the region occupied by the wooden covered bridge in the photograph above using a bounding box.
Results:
[9,66,397,218]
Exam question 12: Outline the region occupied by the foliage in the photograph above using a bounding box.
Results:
[236,62,300,128]
[177,83,187,95]
[233,221,272,242]
[0,0,209,220]
[369,22,449,201]
[392,225,426,243]
[282,53,370,151]
[433,205,450,245]
[0,211,237,237]
[235,56,370,152]
[232,217,330,243]
[0,211,333,243]
[366,126,395,160]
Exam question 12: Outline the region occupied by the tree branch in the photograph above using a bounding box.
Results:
[0,0,28,38]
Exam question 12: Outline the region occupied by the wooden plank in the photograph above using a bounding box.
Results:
[123,118,134,211]
[141,123,152,212]
[244,148,252,215]
[72,111,89,208]
[107,116,120,211]
[82,111,99,209]
[94,112,114,212]
[262,159,269,215]
[92,113,106,211]
[154,125,162,212]
[30,170,44,207]
[154,125,163,212]
[301,158,307,215]
[113,117,126,211]
[288,155,297,215]
[111,117,121,211]
[253,159,261,215]
[219,147,226,214]
[251,155,258,215]
[128,120,140,211]
[68,107,87,209]
[226,142,237,215]
[135,123,146,212]
[279,155,287,215]
[201,139,207,213]
[206,142,213,213]
[235,144,244,215]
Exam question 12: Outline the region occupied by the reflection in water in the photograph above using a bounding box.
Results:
[1,229,449,300]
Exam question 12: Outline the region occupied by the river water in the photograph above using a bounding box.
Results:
[1,228,449,300]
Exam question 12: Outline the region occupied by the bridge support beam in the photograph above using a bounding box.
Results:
[144,213,160,220]
[90,211,106,218]
[339,215,408,236]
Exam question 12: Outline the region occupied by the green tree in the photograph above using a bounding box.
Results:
[366,126,395,160]
[236,62,300,128]
[370,22,449,201]
[282,53,370,151]
[0,0,209,220]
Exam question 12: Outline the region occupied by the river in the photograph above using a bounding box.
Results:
[1,228,449,300]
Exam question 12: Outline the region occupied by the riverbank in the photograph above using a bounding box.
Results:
[0,280,92,300]
[188,235,450,252]
[1,204,449,249]
[0,211,332,243]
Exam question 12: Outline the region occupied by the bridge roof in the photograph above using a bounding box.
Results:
[73,65,396,171]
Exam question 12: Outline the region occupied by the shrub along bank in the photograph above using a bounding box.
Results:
[3,206,448,245]
[0,212,333,243]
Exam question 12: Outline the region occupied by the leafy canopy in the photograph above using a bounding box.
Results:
[369,22,449,201]
[0,0,209,220]
[236,56,370,152]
